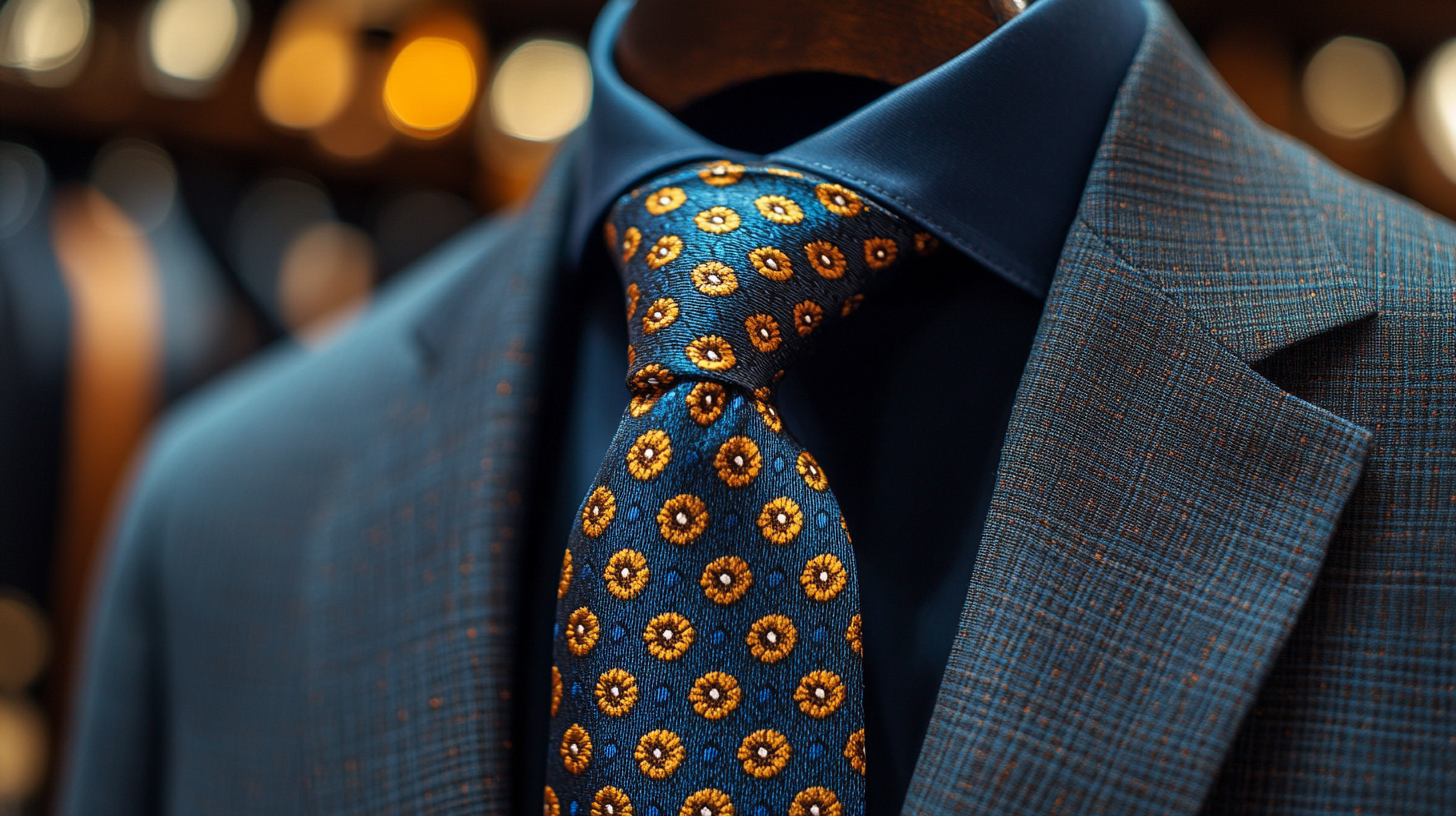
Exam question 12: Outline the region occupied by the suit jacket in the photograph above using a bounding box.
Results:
[61,3,1455,813]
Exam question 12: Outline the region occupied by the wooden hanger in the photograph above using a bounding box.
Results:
[615,0,1025,112]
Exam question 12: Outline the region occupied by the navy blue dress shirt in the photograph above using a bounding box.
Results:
[517,1,1147,813]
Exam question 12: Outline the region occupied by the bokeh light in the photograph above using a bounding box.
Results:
[145,0,248,93]
[488,39,591,142]
[0,143,48,241]
[0,0,91,84]
[277,221,373,339]
[1416,41,1456,184]
[0,695,47,803]
[89,139,177,233]
[383,36,477,137]
[0,596,49,694]
[255,7,356,130]
[1303,36,1404,139]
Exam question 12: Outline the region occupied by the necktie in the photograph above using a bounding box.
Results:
[547,159,931,816]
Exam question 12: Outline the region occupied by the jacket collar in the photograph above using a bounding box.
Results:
[901,3,1375,813]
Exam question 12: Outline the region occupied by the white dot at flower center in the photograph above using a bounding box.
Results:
[620,568,631,578]
[653,748,663,758]
[759,329,770,338]
[708,275,720,284]
[659,196,672,206]
[820,254,832,266]
[833,195,846,206]
[711,216,724,224]
[757,747,769,758]
[676,511,688,525]
[765,258,778,269]
[611,686,620,696]
[773,205,785,214]
[766,631,778,643]
[576,625,584,633]
[719,573,732,585]
[803,315,813,324]
[876,249,886,258]
[707,350,720,360]
[570,743,579,754]
[592,506,600,516]
[662,630,674,640]
[777,513,788,524]
[652,311,663,319]
[819,571,829,581]
[701,809,712,816]
[658,247,669,256]
[709,688,720,699]
[712,166,726,175]
[643,448,655,459]
[733,455,744,466]
[607,806,615,815]
[815,688,826,699]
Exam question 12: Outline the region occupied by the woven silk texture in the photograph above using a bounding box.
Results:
[546,160,937,816]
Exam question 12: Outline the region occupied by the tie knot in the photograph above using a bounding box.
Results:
[606,160,935,395]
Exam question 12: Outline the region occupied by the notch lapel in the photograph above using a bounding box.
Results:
[904,3,1377,813]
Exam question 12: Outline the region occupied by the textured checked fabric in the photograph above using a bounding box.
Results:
[545,162,930,816]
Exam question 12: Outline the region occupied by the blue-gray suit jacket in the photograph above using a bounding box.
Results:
[61,5,1455,814]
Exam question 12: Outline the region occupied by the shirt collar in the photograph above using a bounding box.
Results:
[572,0,1146,298]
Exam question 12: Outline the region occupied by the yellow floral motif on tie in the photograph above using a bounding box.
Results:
[594,668,639,717]
[797,451,828,490]
[700,555,753,605]
[658,494,709,544]
[645,186,686,215]
[685,382,726,425]
[805,240,847,279]
[566,608,601,656]
[644,612,695,660]
[550,666,562,717]
[642,298,679,333]
[758,497,804,544]
[692,261,739,296]
[581,487,615,537]
[844,729,866,775]
[695,206,741,234]
[755,194,804,224]
[592,786,634,816]
[646,235,684,269]
[545,786,561,816]
[790,788,842,816]
[863,236,898,270]
[715,437,762,488]
[800,554,847,602]
[557,549,573,598]
[689,671,742,719]
[745,314,782,352]
[793,300,824,336]
[605,549,650,599]
[737,729,792,778]
[748,246,793,280]
[680,789,733,816]
[747,614,796,663]
[560,724,592,774]
[794,670,846,718]
[815,183,863,216]
[626,430,672,480]
[620,226,642,262]
[635,729,686,778]
[698,160,745,186]
[686,336,737,371]
[846,613,863,655]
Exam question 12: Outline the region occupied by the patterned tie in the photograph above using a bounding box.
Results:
[547,159,933,816]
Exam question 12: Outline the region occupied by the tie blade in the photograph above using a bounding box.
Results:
[547,381,866,816]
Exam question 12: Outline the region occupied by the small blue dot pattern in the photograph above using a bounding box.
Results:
[546,160,933,816]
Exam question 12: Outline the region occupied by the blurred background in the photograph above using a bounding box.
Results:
[0,0,1454,811]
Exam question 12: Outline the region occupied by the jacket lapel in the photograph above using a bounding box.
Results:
[302,145,575,814]
[904,4,1376,814]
